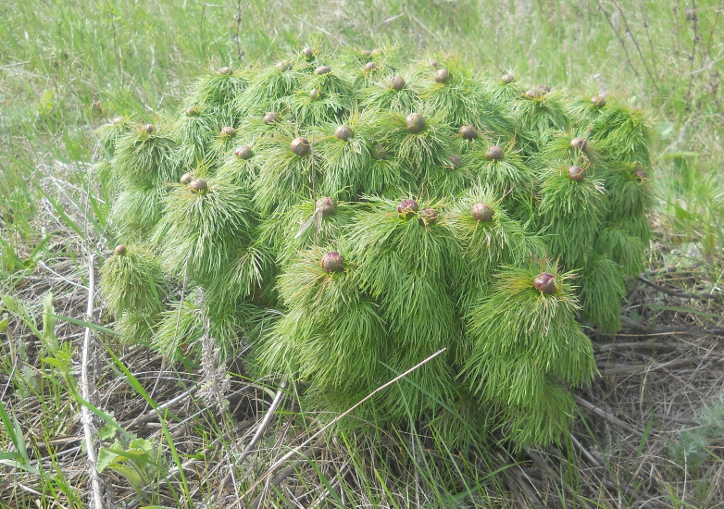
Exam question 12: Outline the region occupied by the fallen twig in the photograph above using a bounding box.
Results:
[526,450,590,507]
[638,275,720,300]
[574,395,644,438]
[593,340,679,352]
[620,316,724,336]
[570,434,602,468]
[79,254,105,509]
[597,357,696,376]
[212,379,287,503]
[241,348,447,505]
[249,440,325,509]
[121,386,198,429]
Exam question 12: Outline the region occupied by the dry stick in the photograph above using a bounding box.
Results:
[212,380,288,502]
[200,3,207,63]
[593,340,678,352]
[241,348,447,502]
[598,356,696,376]
[412,431,422,509]
[704,1,723,58]
[502,473,529,509]
[121,386,198,429]
[674,0,682,57]
[557,445,644,500]
[609,0,661,91]
[308,464,351,509]
[526,450,592,508]
[139,262,190,416]
[574,395,644,438]
[620,315,724,336]
[595,0,641,79]
[684,0,701,100]
[234,0,244,61]
[638,6,661,80]
[638,275,720,300]
[80,254,104,509]
[249,441,325,509]
[569,434,602,468]
[497,450,543,507]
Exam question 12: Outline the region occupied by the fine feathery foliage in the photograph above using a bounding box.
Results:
[464,262,596,447]
[99,244,165,317]
[97,47,655,452]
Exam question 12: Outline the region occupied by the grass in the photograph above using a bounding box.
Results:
[0,0,723,507]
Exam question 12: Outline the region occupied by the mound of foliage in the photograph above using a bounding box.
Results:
[98,47,653,450]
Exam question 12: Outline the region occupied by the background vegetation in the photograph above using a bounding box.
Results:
[0,0,722,507]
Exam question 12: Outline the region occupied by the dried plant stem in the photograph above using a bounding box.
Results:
[250,441,324,509]
[609,0,661,91]
[237,379,287,465]
[242,348,447,503]
[574,395,644,438]
[595,0,640,79]
[80,254,105,509]
[212,380,288,503]
[598,356,696,376]
[705,1,723,57]
[526,450,591,506]
[234,0,244,61]
[684,0,701,99]
[122,386,198,429]
[570,434,602,467]
[620,315,724,336]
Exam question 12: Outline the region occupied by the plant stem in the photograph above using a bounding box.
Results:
[80,253,105,509]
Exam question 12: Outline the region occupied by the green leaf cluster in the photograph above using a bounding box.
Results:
[97,47,656,449]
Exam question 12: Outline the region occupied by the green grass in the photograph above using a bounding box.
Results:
[1,0,722,271]
[1,0,723,507]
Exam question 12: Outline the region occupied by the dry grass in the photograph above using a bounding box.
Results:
[1,0,723,506]
[2,205,724,508]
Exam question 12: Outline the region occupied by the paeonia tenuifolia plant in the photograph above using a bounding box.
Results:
[98,46,653,449]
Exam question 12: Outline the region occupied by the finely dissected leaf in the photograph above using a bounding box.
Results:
[96,116,133,159]
[594,225,645,278]
[303,67,354,100]
[537,166,606,269]
[463,144,536,211]
[152,290,256,359]
[259,199,357,270]
[186,69,250,116]
[579,255,627,333]
[257,247,389,416]
[99,244,165,317]
[513,89,570,150]
[284,89,353,126]
[214,145,261,189]
[360,76,420,114]
[604,162,654,220]
[112,123,181,187]
[446,188,546,316]
[485,76,526,106]
[110,184,167,242]
[97,53,657,451]
[592,104,653,166]
[316,124,371,201]
[348,198,464,289]
[373,111,453,184]
[252,134,325,214]
[234,65,303,116]
[532,128,604,175]
[153,177,256,283]
[464,262,595,446]
[419,63,516,139]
